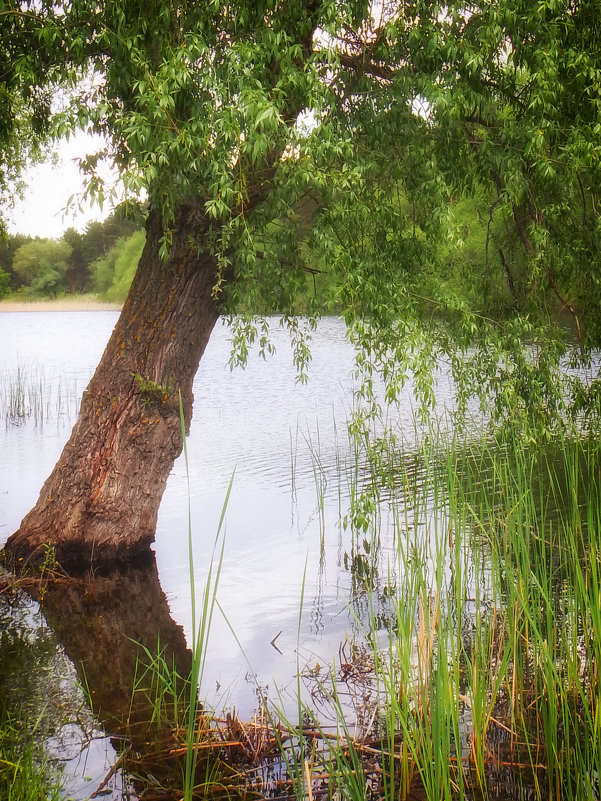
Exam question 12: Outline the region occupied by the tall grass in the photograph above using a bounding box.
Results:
[179,391,232,801]
[120,396,233,800]
[110,412,601,800]
[0,700,63,801]
[267,429,601,801]
[1,364,81,426]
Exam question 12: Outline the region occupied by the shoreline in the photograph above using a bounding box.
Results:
[0,297,122,312]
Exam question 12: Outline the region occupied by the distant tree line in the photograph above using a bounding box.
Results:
[0,195,527,317]
[0,211,144,301]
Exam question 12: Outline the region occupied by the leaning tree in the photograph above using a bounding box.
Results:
[3,0,382,569]
[3,0,600,571]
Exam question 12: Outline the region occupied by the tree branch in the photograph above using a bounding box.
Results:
[547,272,582,343]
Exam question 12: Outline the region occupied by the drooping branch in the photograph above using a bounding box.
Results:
[548,271,583,344]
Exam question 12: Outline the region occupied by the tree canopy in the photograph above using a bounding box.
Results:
[2,0,601,437]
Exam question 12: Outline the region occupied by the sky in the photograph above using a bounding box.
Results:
[5,132,115,240]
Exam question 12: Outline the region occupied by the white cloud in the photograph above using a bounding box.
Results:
[5,132,116,240]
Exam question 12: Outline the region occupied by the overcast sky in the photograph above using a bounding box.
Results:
[5,132,115,240]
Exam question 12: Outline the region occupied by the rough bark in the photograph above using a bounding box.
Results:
[3,202,220,572]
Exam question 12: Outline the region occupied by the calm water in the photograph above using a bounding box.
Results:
[0,311,457,698]
[0,310,459,796]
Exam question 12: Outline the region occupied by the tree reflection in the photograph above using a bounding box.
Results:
[38,555,192,748]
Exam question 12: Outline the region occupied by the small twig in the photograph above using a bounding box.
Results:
[90,745,131,798]
[168,739,244,757]
[270,630,283,653]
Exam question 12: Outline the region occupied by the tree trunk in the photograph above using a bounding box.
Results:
[3,203,220,572]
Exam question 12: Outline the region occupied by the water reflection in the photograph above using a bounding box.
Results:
[3,312,600,799]
[0,574,119,798]
[1,555,193,798]
[0,313,461,721]
[39,557,192,736]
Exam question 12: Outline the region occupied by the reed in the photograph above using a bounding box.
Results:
[179,391,231,800]
[129,639,187,730]
[1,364,81,426]
[75,399,601,800]
[0,700,63,801]
[119,395,232,799]
[266,426,601,801]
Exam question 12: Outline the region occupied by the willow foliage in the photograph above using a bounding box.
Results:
[2,0,600,436]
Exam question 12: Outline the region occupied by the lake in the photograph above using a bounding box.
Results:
[3,310,597,801]
[0,311,463,797]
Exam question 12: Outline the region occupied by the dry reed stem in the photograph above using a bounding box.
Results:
[304,760,315,801]
[416,589,440,712]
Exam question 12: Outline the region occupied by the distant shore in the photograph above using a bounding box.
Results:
[0,296,122,312]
